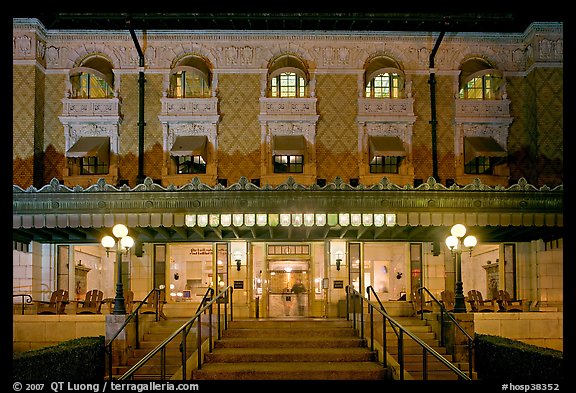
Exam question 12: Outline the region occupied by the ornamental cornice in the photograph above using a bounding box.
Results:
[13,19,562,72]
[12,176,563,216]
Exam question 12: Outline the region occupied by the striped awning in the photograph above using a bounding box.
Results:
[369,136,406,157]
[170,136,207,158]
[465,136,507,164]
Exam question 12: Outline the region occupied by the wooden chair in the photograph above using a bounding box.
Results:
[36,289,69,314]
[106,290,134,314]
[440,290,455,312]
[139,289,167,320]
[496,289,523,312]
[467,289,495,312]
[76,289,103,314]
[410,290,433,315]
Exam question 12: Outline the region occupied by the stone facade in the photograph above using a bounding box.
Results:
[13,19,563,189]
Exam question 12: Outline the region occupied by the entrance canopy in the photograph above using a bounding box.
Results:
[13,176,563,245]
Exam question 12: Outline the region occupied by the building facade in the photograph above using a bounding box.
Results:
[13,18,563,330]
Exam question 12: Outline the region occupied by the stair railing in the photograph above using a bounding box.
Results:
[13,294,33,315]
[118,286,233,380]
[418,286,475,379]
[106,287,165,380]
[346,285,470,380]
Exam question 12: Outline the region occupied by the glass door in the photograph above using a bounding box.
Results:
[267,260,309,317]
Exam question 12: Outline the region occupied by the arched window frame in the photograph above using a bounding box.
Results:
[459,69,503,100]
[169,65,211,98]
[269,67,308,98]
[364,67,404,99]
[69,67,114,99]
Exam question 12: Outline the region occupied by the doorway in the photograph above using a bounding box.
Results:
[267,260,309,317]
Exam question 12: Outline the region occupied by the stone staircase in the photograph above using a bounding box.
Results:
[191,318,388,380]
[111,318,193,380]
[383,315,473,380]
[110,312,473,381]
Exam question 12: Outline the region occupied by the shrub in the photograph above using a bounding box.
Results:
[474,334,563,381]
[13,336,105,380]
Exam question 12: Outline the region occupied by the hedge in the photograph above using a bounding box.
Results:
[474,334,563,381]
[13,336,105,380]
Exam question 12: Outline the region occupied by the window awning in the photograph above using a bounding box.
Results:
[369,136,406,157]
[272,135,306,156]
[465,136,507,163]
[170,136,207,158]
[66,137,110,161]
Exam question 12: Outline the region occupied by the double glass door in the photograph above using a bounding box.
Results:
[267,260,309,317]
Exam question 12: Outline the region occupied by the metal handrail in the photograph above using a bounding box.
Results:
[13,294,33,315]
[118,286,233,380]
[106,287,164,380]
[347,285,470,380]
[418,286,475,378]
[366,286,399,339]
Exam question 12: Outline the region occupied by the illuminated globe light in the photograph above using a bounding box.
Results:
[463,235,477,248]
[451,223,466,238]
[101,235,116,249]
[112,223,129,238]
[121,235,134,249]
[445,235,458,250]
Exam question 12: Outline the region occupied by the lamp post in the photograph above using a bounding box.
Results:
[101,224,134,315]
[445,224,477,313]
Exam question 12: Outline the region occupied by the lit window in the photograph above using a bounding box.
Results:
[273,155,303,173]
[171,70,210,98]
[174,155,207,174]
[270,72,306,98]
[365,73,401,98]
[370,156,400,174]
[459,73,502,100]
[70,72,113,98]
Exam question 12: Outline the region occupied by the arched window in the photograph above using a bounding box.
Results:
[169,55,211,98]
[69,57,114,99]
[268,55,309,98]
[364,56,404,99]
[459,58,503,100]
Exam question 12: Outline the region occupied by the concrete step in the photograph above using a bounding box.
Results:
[192,361,387,380]
[221,327,357,338]
[191,318,388,380]
[215,337,367,349]
[204,347,377,363]
[229,318,352,329]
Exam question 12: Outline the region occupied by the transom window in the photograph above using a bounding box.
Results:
[78,157,108,175]
[459,73,502,100]
[174,155,207,174]
[273,155,303,173]
[369,156,400,174]
[270,72,306,98]
[365,73,401,98]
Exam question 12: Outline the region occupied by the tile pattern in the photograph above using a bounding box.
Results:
[12,66,563,188]
[216,74,262,181]
[315,74,358,181]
